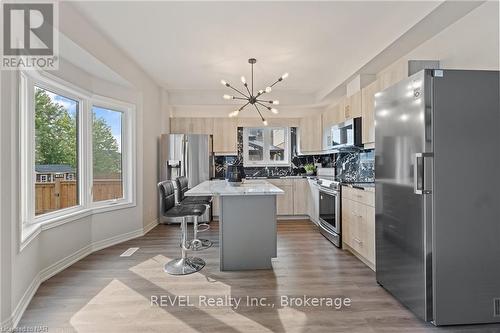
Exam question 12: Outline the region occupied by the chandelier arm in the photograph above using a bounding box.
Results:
[255,99,273,104]
[253,104,265,121]
[239,101,250,110]
[238,102,251,112]
[229,85,249,98]
[255,78,282,98]
[243,83,252,97]
[269,78,282,88]
[256,101,271,110]
[232,96,250,101]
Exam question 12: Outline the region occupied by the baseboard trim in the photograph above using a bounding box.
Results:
[143,218,158,235]
[7,221,158,328]
[277,215,309,220]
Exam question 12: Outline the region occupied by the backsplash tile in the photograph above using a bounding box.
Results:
[214,126,374,182]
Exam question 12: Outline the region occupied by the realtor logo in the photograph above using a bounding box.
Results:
[1,1,58,70]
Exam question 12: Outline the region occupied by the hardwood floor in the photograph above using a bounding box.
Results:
[19,221,500,333]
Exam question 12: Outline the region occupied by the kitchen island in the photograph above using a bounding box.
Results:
[185,179,283,271]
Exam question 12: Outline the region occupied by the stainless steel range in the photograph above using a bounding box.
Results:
[316,168,341,247]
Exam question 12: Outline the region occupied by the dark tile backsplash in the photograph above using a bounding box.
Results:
[214,127,374,182]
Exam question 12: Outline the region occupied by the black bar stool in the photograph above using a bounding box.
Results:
[158,180,206,275]
[176,176,213,250]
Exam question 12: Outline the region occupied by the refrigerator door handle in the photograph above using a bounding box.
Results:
[414,152,433,195]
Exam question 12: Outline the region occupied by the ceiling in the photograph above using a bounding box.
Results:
[72,1,443,102]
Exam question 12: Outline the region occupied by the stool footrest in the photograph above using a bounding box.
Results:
[197,223,210,232]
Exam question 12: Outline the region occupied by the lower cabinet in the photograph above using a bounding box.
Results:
[293,178,308,215]
[307,179,319,224]
[267,179,294,215]
[342,186,375,270]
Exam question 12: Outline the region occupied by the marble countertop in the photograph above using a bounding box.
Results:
[185,179,284,197]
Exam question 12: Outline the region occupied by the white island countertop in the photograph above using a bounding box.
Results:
[185,179,284,197]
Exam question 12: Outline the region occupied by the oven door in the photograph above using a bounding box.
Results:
[319,188,340,235]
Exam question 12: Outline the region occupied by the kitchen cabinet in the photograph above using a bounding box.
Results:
[321,104,341,149]
[307,178,320,224]
[267,179,294,215]
[213,118,237,154]
[377,60,407,91]
[341,186,375,270]
[170,117,213,134]
[299,114,322,153]
[322,104,341,128]
[293,178,308,215]
[361,80,379,145]
[342,91,362,120]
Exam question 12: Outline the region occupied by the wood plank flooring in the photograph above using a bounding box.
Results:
[18,221,500,333]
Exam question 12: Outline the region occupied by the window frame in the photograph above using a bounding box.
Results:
[90,96,135,209]
[19,70,136,236]
[243,127,291,167]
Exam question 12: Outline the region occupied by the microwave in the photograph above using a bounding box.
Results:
[325,117,362,150]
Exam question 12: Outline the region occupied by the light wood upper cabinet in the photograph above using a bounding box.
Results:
[191,118,214,134]
[170,118,213,134]
[322,104,341,128]
[213,118,237,154]
[361,80,379,145]
[299,114,322,153]
[170,118,190,133]
[377,60,407,91]
[343,91,362,120]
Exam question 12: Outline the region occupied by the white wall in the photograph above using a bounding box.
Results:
[378,1,499,79]
[0,2,167,327]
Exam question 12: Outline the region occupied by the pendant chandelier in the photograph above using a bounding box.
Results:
[220,58,288,126]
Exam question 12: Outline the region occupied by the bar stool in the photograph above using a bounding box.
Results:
[176,176,213,250]
[158,180,206,275]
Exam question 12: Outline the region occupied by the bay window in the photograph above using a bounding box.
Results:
[20,71,135,229]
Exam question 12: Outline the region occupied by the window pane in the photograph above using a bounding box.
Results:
[92,106,123,202]
[34,87,79,216]
[247,128,264,161]
[270,128,286,161]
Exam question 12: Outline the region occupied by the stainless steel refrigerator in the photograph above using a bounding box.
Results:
[375,69,500,326]
[159,134,214,223]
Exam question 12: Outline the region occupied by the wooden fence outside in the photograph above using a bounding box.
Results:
[35,179,123,215]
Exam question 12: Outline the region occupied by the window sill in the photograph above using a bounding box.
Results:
[20,201,136,251]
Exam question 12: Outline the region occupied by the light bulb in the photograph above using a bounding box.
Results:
[228,111,235,118]
[234,109,240,116]
[281,72,289,80]
[220,79,227,86]
[223,94,232,100]
[258,90,264,94]
[241,76,246,84]
[262,119,268,126]
[272,100,279,105]
[271,108,279,114]
[265,86,272,93]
